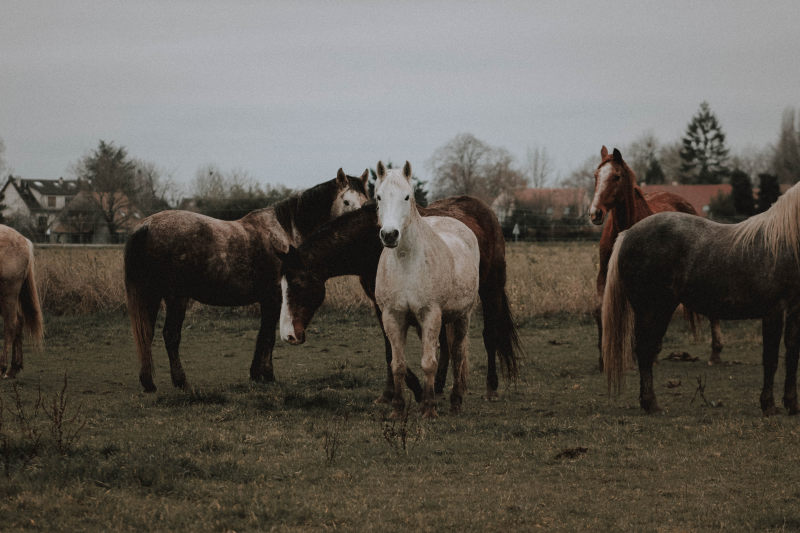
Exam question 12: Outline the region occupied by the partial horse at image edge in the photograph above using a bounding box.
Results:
[602,181,800,415]
[0,224,44,378]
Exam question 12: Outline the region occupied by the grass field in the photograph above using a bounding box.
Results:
[1,303,799,531]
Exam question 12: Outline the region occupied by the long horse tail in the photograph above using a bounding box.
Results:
[19,241,44,345]
[124,225,158,390]
[495,288,522,381]
[601,232,634,395]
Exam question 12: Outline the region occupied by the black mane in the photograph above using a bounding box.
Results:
[273,175,366,240]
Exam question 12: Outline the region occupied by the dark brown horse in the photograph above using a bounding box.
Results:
[603,182,800,415]
[0,224,43,378]
[589,146,723,368]
[277,196,521,402]
[124,169,368,392]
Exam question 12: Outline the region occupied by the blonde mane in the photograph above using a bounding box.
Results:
[731,182,800,264]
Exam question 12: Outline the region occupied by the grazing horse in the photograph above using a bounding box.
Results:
[277,196,520,402]
[590,146,723,368]
[124,169,368,392]
[0,225,43,378]
[602,182,800,415]
[374,161,479,418]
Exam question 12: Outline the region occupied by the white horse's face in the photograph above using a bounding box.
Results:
[375,161,414,248]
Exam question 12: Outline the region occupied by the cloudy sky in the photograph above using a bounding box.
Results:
[2,1,798,192]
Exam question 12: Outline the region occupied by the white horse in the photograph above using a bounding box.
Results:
[375,161,480,418]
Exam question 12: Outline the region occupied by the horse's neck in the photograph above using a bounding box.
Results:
[301,208,382,279]
[611,183,652,231]
[394,209,440,262]
[274,187,334,245]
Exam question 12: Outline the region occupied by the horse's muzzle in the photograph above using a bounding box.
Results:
[380,228,399,248]
[589,208,605,225]
[285,330,306,345]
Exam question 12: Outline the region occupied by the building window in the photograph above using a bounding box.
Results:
[48,196,57,207]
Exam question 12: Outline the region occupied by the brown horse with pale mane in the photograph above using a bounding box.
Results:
[0,224,43,378]
[124,169,368,392]
[589,146,723,369]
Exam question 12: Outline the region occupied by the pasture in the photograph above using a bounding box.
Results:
[1,243,799,531]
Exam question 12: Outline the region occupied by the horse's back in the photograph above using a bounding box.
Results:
[643,191,697,216]
[0,225,32,284]
[424,216,480,298]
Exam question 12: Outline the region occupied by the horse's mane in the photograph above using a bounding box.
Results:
[731,182,800,263]
[295,202,381,278]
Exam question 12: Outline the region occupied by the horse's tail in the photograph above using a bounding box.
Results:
[124,225,158,388]
[601,232,634,395]
[495,288,522,381]
[19,241,44,345]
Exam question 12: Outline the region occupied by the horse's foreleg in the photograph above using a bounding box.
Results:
[709,318,723,365]
[420,311,442,419]
[783,308,799,414]
[760,310,784,416]
[382,312,408,418]
[251,299,279,383]
[434,326,451,396]
[163,297,189,389]
[373,304,422,403]
[449,316,470,414]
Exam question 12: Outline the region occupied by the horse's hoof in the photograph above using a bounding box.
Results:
[762,407,781,417]
[389,409,404,419]
[482,389,499,401]
[374,393,393,405]
[140,375,157,393]
[421,406,438,419]
[641,400,662,414]
[250,370,275,383]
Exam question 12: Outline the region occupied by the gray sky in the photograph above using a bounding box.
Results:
[2,1,798,192]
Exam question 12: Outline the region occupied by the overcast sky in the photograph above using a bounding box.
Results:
[2,1,798,192]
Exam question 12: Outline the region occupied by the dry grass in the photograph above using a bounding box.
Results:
[31,242,599,318]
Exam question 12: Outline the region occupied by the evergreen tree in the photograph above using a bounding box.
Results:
[644,157,666,184]
[756,173,781,213]
[679,101,730,184]
[729,169,754,216]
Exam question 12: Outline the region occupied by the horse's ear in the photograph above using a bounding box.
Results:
[601,145,609,159]
[360,169,369,188]
[376,161,386,181]
[403,161,412,182]
[336,168,347,189]
[612,148,623,163]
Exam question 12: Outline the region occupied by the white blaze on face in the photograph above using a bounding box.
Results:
[279,276,295,342]
[332,188,367,217]
[589,163,613,221]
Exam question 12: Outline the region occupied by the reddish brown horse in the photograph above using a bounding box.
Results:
[589,146,723,369]
[278,196,521,401]
[124,169,368,392]
[0,224,43,378]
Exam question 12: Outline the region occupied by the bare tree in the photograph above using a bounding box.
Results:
[560,154,596,196]
[428,133,492,199]
[132,158,178,214]
[730,144,773,181]
[484,147,528,198]
[773,107,800,183]
[525,145,553,188]
[658,141,683,185]
[625,132,659,181]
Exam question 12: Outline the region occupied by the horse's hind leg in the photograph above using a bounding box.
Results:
[783,308,800,415]
[709,318,723,364]
[163,296,189,389]
[419,311,442,419]
[7,310,25,378]
[0,296,19,377]
[760,309,784,416]
[449,316,470,414]
[634,304,675,413]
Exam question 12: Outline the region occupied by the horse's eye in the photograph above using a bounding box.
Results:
[404,195,409,201]
[376,195,381,201]
[344,200,350,206]
[613,175,621,181]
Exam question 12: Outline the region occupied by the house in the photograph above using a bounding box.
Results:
[640,184,731,217]
[0,176,80,240]
[492,187,592,225]
[0,176,143,243]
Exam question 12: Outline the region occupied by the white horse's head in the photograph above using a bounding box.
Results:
[331,168,369,218]
[375,160,414,248]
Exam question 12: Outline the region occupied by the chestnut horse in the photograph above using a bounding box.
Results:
[278,197,520,402]
[375,161,479,418]
[590,146,722,369]
[0,225,43,378]
[603,182,800,415]
[124,169,368,392]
